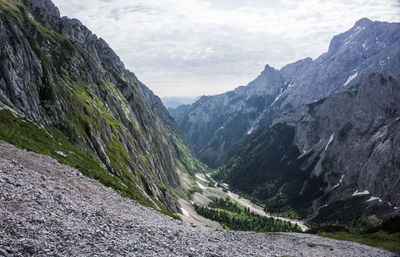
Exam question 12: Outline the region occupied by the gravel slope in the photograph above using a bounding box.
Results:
[0,141,396,257]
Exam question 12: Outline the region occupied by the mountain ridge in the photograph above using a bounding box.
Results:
[0,0,399,253]
[215,73,400,223]
[175,18,400,167]
[0,0,204,215]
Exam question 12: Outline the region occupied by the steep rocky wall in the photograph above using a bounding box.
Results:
[216,74,400,223]
[0,0,204,213]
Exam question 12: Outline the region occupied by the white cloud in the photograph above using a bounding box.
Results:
[53,0,400,97]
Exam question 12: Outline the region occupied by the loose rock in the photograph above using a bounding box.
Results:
[0,141,396,257]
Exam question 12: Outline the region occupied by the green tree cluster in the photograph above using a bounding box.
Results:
[194,198,302,233]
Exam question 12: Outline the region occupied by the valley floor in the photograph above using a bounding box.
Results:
[0,141,396,257]
[192,173,308,232]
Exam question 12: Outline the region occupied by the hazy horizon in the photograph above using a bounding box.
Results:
[53,0,400,97]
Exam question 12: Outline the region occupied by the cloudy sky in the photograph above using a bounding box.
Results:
[52,0,400,97]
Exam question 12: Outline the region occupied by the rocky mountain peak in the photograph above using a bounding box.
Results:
[262,64,276,73]
[355,17,373,26]
[247,63,282,93]
[327,18,399,55]
[23,0,60,17]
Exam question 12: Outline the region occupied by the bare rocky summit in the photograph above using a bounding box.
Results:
[0,141,396,257]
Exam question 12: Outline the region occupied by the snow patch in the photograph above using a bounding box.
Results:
[331,175,344,190]
[297,147,316,160]
[344,26,365,45]
[354,26,365,34]
[394,206,399,210]
[55,151,67,158]
[272,93,283,105]
[362,43,367,50]
[247,127,254,135]
[366,196,382,203]
[318,204,328,210]
[343,72,358,87]
[325,133,335,151]
[352,190,369,196]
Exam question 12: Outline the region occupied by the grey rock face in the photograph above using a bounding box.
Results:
[138,82,181,134]
[178,18,400,167]
[0,0,199,212]
[23,0,61,17]
[179,65,283,167]
[278,73,400,219]
[218,74,400,221]
[276,18,400,116]
[0,141,396,257]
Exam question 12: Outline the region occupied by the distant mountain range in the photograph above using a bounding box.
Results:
[161,96,200,109]
[169,18,400,223]
[172,18,400,168]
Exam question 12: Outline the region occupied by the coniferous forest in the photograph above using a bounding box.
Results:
[193,198,302,233]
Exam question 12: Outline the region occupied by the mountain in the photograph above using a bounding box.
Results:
[0,0,204,215]
[167,104,192,125]
[178,18,400,167]
[161,96,200,109]
[1,0,399,253]
[215,73,400,223]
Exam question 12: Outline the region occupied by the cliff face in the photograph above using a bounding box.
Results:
[216,74,400,222]
[177,65,284,167]
[0,0,203,213]
[177,18,400,167]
